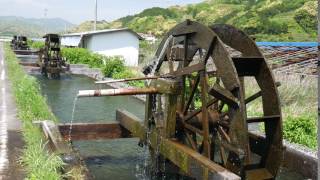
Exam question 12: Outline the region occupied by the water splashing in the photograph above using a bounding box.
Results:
[68,96,78,143]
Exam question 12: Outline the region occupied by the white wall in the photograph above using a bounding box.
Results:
[61,36,82,47]
[84,31,139,66]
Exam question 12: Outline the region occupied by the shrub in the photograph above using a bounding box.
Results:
[61,48,104,68]
[264,20,288,34]
[283,115,317,149]
[243,18,288,35]
[111,69,145,88]
[112,68,134,79]
[27,40,45,49]
[102,56,125,77]
[294,10,317,34]
[61,48,131,80]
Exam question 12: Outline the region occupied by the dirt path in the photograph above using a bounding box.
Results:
[0,42,25,180]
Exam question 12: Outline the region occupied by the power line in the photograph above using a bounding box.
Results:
[94,0,97,31]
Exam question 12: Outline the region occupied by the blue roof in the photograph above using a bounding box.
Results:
[256,42,318,47]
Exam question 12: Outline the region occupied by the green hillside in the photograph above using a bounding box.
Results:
[0,16,74,37]
[72,0,317,41]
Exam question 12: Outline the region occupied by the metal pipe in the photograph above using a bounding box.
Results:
[77,88,158,98]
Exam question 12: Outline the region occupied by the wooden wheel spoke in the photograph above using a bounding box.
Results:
[183,122,203,135]
[167,62,205,77]
[217,134,227,166]
[218,126,231,143]
[200,71,210,158]
[184,130,197,150]
[183,98,218,122]
[168,39,175,73]
[183,74,200,115]
[245,82,281,104]
[209,83,238,108]
[201,37,215,64]
[210,135,216,161]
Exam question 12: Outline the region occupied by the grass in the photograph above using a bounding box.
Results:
[4,43,64,180]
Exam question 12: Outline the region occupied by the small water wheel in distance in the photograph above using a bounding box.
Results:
[39,34,69,78]
[143,20,283,179]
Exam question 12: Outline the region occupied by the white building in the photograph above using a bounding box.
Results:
[61,28,143,66]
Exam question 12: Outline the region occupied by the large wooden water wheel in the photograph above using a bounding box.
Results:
[143,20,283,179]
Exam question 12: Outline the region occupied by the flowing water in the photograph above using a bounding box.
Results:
[68,97,78,143]
[29,71,306,180]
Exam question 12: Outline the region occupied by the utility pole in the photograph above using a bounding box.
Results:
[94,0,97,31]
[44,8,48,34]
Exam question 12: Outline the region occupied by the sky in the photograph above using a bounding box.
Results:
[0,0,203,24]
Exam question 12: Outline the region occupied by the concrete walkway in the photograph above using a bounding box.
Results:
[0,42,25,180]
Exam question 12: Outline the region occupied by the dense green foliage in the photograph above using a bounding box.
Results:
[294,9,317,34]
[284,115,317,148]
[27,40,45,49]
[102,57,125,77]
[61,47,144,87]
[4,44,63,179]
[111,68,145,88]
[61,48,105,68]
[62,47,129,77]
[72,0,316,41]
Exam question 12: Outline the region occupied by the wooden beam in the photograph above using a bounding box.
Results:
[116,110,240,180]
[246,115,280,123]
[245,82,281,104]
[209,84,239,108]
[58,122,132,141]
